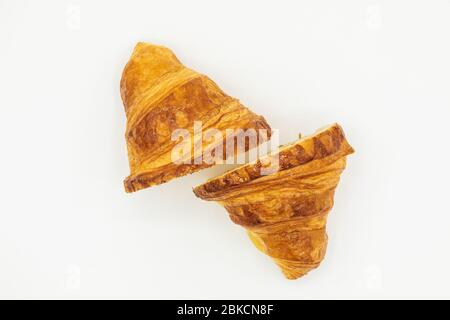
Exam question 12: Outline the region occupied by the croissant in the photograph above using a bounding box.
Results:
[194,124,354,279]
[121,42,271,192]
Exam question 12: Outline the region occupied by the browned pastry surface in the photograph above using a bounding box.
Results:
[121,42,271,192]
[194,123,354,279]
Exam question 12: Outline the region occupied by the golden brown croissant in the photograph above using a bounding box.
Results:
[121,42,271,192]
[194,124,354,279]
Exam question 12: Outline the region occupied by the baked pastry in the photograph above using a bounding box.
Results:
[194,124,354,279]
[121,42,271,192]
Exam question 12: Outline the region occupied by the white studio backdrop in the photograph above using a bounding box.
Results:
[0,0,449,299]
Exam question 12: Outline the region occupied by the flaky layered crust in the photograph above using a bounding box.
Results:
[121,42,271,192]
[194,124,354,279]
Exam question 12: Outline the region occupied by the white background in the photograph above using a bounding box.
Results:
[1,0,449,300]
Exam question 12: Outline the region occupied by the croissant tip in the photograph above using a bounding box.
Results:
[123,178,135,193]
[192,187,202,198]
[132,41,172,55]
[134,41,156,48]
[131,42,148,55]
[281,268,313,280]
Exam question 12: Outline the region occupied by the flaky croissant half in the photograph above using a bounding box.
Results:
[194,124,354,279]
[121,42,271,192]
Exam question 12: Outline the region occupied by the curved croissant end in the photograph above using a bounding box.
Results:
[193,123,354,280]
[121,42,271,192]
